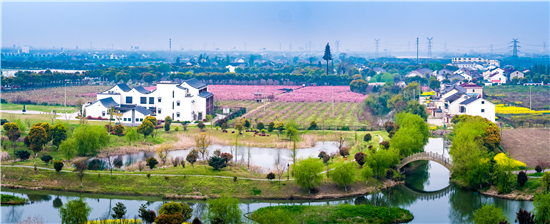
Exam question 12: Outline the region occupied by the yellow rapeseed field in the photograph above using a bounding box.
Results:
[495,104,550,115]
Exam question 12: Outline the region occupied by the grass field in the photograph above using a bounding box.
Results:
[1,194,27,205]
[250,204,413,224]
[484,85,550,110]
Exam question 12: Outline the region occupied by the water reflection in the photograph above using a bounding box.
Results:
[1,138,534,223]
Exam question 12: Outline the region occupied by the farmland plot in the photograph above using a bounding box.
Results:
[1,85,109,105]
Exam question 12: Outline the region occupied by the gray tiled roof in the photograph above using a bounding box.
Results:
[116,83,132,92]
[459,97,478,105]
[133,86,150,94]
[99,97,119,108]
[134,106,152,115]
[183,78,207,89]
[198,91,214,98]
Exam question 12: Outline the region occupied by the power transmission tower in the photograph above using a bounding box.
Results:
[510,38,520,57]
[374,39,380,58]
[416,38,419,64]
[426,37,433,59]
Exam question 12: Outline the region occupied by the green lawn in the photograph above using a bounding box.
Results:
[1,103,77,113]
[1,194,27,205]
[250,204,413,224]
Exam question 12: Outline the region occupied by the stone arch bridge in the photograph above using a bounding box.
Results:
[398,151,453,177]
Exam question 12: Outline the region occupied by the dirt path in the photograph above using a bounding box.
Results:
[240,102,271,118]
[501,129,550,167]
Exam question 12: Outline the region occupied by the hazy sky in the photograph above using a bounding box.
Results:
[2,1,549,53]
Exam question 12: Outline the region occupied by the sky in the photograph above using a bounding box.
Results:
[2,1,549,53]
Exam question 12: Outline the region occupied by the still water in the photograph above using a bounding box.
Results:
[91,141,340,171]
[2,138,534,223]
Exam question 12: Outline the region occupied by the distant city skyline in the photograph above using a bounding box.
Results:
[2,1,549,54]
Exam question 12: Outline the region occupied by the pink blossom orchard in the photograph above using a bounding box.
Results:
[275,86,367,102]
[208,85,300,101]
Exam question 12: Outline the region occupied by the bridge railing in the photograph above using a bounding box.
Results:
[399,151,453,169]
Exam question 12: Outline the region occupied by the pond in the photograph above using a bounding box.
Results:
[90,141,340,172]
[2,138,534,223]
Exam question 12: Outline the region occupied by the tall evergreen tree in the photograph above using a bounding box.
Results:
[323,43,332,75]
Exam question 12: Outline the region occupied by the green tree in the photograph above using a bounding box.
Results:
[164,116,172,132]
[363,133,372,142]
[59,199,92,224]
[41,154,53,165]
[111,202,127,219]
[294,157,324,193]
[125,127,138,145]
[349,79,369,93]
[533,192,550,223]
[401,101,429,121]
[543,172,550,193]
[390,112,430,157]
[209,156,227,170]
[361,165,374,183]
[205,195,243,224]
[146,157,159,169]
[473,204,508,224]
[52,123,68,149]
[73,160,87,187]
[144,115,157,125]
[54,161,64,172]
[113,124,125,140]
[73,125,109,156]
[159,202,183,215]
[137,120,155,141]
[330,161,357,192]
[59,138,78,162]
[3,122,21,147]
[28,125,48,155]
[323,43,332,75]
[429,77,441,91]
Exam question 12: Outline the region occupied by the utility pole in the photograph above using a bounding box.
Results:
[374,39,380,58]
[530,85,532,111]
[64,79,67,107]
[416,38,419,64]
[427,37,433,59]
[511,38,520,57]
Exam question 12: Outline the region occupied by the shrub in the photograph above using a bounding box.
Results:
[517,171,528,187]
[40,155,53,165]
[536,165,542,173]
[340,126,350,131]
[257,122,265,130]
[175,127,179,131]
[308,121,318,130]
[208,157,226,170]
[146,157,158,169]
[192,217,203,224]
[267,172,276,181]
[111,202,127,219]
[197,121,205,131]
[138,204,156,224]
[146,174,151,178]
[318,151,327,159]
[53,161,64,172]
[15,150,30,161]
[154,212,184,224]
[220,152,233,164]
[164,176,169,180]
[386,168,394,179]
[355,152,365,167]
[339,147,349,158]
[380,141,390,149]
[363,133,372,142]
[233,176,237,182]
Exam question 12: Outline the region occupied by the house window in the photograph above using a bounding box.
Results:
[136,118,139,122]
[482,101,485,104]
[172,91,174,98]
[481,109,485,113]
[140,118,143,121]
[149,97,154,104]
[158,108,162,114]
[158,97,162,103]
[126,97,133,104]
[177,100,180,106]
[472,89,475,92]
[177,112,180,117]
[140,97,146,104]
[172,102,174,109]
[102,111,106,116]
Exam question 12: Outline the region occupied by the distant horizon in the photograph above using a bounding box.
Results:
[2,1,549,54]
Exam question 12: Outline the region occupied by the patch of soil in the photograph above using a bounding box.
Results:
[501,129,550,167]
[480,186,534,201]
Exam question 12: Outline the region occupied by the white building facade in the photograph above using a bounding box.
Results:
[83,78,214,125]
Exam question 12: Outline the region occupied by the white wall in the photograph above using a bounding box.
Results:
[84,102,108,118]
[464,99,495,122]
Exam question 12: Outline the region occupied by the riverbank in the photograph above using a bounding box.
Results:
[0,194,28,205]
[451,178,543,201]
[1,166,402,200]
[249,204,414,224]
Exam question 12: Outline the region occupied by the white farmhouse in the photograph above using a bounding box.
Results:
[83,78,214,125]
[456,97,496,122]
